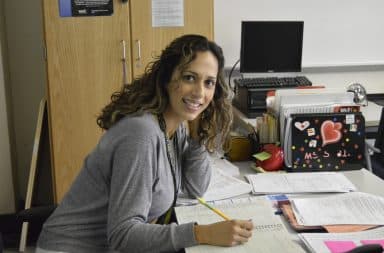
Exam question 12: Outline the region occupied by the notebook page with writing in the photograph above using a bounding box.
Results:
[291,192,384,226]
[175,197,306,253]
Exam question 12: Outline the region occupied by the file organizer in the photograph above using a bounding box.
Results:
[284,112,365,171]
[277,91,356,144]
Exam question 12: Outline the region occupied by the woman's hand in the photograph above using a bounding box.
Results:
[194,220,253,246]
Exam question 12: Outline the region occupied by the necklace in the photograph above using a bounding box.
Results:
[157,114,178,224]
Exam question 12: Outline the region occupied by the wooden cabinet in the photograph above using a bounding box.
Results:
[42,0,214,202]
[130,0,214,77]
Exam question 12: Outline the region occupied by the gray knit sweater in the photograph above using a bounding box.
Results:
[37,113,211,253]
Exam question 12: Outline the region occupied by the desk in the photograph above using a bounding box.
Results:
[177,163,384,253]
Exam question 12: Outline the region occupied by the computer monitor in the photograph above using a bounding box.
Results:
[240,21,304,73]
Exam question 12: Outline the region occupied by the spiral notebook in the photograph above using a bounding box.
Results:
[284,112,365,172]
[175,196,306,253]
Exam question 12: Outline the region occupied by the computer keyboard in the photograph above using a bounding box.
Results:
[234,76,312,89]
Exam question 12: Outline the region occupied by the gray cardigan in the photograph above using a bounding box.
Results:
[37,113,211,253]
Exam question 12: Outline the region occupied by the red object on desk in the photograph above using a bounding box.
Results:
[256,144,284,171]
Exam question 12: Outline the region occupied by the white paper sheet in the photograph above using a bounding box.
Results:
[291,192,384,226]
[245,172,357,194]
[299,226,384,253]
[176,197,306,253]
[177,164,252,206]
[152,0,184,27]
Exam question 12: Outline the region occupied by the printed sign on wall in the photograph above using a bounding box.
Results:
[59,0,113,17]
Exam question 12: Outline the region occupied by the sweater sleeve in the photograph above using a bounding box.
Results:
[180,127,212,198]
[106,133,198,253]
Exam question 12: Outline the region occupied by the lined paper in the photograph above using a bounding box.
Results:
[176,197,306,253]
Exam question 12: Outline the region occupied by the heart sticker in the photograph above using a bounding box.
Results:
[294,121,310,131]
[321,120,342,147]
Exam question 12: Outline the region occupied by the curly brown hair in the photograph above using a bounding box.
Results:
[97,34,233,152]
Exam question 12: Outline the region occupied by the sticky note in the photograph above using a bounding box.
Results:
[324,240,356,253]
[361,239,384,247]
[253,151,271,161]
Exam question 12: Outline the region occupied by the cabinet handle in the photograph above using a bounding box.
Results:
[135,39,142,68]
[121,40,128,85]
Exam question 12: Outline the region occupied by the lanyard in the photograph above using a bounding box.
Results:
[157,114,178,224]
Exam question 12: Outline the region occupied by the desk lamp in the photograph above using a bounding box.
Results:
[347,83,368,106]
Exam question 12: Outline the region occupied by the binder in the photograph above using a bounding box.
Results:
[284,112,365,172]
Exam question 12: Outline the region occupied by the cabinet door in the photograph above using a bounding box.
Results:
[130,0,214,78]
[42,0,131,202]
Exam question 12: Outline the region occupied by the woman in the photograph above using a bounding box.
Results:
[37,34,253,253]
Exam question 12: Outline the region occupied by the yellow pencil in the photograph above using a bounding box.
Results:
[196,197,231,221]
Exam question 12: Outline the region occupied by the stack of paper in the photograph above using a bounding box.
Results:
[177,158,252,205]
[245,172,357,194]
[299,226,384,253]
[291,192,384,226]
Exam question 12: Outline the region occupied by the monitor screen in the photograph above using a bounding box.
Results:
[240,21,304,73]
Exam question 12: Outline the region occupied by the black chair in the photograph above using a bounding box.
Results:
[17,205,56,225]
[367,107,384,179]
[0,231,3,253]
[17,204,56,251]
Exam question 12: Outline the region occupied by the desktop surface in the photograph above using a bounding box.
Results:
[176,160,384,253]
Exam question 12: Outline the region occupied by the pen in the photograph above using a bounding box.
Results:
[196,197,231,221]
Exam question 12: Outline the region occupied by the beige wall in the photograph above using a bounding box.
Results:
[2,0,46,205]
[0,2,15,213]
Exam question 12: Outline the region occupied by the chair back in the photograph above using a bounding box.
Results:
[374,107,384,152]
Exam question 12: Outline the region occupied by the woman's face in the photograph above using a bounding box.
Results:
[165,51,218,126]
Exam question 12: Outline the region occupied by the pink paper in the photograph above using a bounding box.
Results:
[324,240,357,253]
[361,239,384,247]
